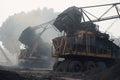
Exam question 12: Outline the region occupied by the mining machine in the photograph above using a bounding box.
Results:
[52,2,120,72]
[18,25,51,68]
[18,2,120,71]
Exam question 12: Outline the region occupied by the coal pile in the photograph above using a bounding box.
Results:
[40,63,120,80]
[0,68,51,80]
[99,63,120,80]
[0,70,25,80]
[84,63,120,80]
[0,64,119,80]
[53,6,82,35]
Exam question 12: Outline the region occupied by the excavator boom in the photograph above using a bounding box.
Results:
[78,2,120,23]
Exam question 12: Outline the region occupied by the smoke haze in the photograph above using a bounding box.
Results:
[0,8,59,67]
[0,8,59,54]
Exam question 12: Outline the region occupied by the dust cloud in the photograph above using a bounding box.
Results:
[0,7,59,66]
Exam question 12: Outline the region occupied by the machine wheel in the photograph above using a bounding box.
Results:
[56,61,65,72]
[53,60,71,72]
[60,60,69,72]
[69,60,83,72]
[53,61,61,71]
[85,61,96,71]
[63,60,73,72]
[96,62,107,69]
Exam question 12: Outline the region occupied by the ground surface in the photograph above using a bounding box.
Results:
[0,64,120,80]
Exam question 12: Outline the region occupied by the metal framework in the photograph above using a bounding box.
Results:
[78,2,120,22]
[31,2,120,34]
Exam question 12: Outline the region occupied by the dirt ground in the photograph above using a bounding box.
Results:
[0,63,120,80]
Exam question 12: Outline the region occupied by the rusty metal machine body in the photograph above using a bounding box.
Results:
[53,23,120,59]
[52,3,120,72]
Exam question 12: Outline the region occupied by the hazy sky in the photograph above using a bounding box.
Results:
[0,0,120,36]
